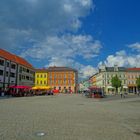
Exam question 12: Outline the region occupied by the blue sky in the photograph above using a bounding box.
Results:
[0,0,140,79]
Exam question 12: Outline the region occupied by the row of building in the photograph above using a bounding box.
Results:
[88,65,140,94]
[1,48,140,94]
[0,49,78,92]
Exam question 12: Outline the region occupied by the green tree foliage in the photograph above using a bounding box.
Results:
[136,76,140,91]
[111,75,122,93]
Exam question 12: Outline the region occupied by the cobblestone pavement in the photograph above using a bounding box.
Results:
[0,94,140,140]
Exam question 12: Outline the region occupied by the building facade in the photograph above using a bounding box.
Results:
[89,65,140,94]
[47,67,78,93]
[0,49,34,89]
[126,68,140,93]
[35,69,48,87]
[91,65,127,94]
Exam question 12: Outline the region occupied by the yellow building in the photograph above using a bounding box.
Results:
[35,69,48,87]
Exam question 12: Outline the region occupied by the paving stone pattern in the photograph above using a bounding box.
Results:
[0,94,140,140]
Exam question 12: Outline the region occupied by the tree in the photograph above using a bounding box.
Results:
[111,75,122,94]
[136,76,140,92]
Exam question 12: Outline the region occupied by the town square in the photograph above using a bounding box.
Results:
[0,0,140,140]
[0,94,140,140]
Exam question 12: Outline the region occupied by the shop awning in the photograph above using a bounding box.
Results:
[123,86,128,89]
[9,85,31,89]
[32,86,50,90]
[107,86,115,89]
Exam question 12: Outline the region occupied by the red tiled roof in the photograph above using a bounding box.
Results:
[35,68,48,72]
[127,68,140,71]
[47,66,77,72]
[0,49,34,69]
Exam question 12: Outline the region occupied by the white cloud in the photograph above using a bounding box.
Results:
[99,50,140,67]
[0,0,93,49]
[80,65,97,79]
[20,34,102,59]
[128,42,140,52]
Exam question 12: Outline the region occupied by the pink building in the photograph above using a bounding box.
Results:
[126,68,140,93]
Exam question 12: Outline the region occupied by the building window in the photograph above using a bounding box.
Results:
[44,81,46,84]
[26,76,29,80]
[40,81,42,84]
[19,74,22,81]
[27,69,29,73]
[108,80,110,84]
[44,74,46,78]
[59,87,61,90]
[40,74,42,78]
[49,73,52,78]
[10,72,15,77]
[6,71,9,77]
[0,59,4,66]
[0,70,3,75]
[6,62,9,67]
[19,67,22,73]
[11,64,16,69]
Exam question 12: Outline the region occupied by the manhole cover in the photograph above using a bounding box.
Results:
[35,132,46,137]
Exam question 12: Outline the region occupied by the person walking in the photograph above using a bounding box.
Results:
[137,90,140,96]
[120,91,123,98]
[1,90,5,97]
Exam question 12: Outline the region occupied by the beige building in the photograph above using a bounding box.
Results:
[91,65,127,94]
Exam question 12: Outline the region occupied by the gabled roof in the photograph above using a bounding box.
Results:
[105,67,126,72]
[47,66,77,72]
[0,49,34,69]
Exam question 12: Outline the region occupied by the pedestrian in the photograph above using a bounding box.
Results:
[1,90,5,97]
[120,91,123,98]
[137,90,140,96]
